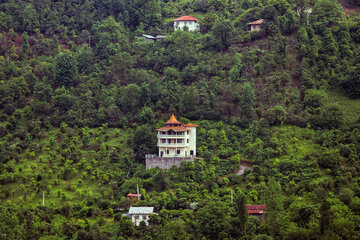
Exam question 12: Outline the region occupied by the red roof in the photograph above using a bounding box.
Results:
[127,194,140,197]
[247,205,267,214]
[248,19,264,25]
[174,16,199,22]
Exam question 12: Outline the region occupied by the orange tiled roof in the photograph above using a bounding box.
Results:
[157,126,190,132]
[174,16,199,22]
[184,123,198,127]
[165,114,183,125]
[248,19,264,25]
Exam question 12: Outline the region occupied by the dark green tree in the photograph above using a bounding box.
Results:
[322,28,338,56]
[342,64,360,98]
[310,0,342,33]
[238,82,255,120]
[234,189,248,234]
[21,32,29,60]
[133,124,156,163]
[196,201,231,240]
[212,20,234,52]
[76,44,93,74]
[21,4,40,33]
[55,51,78,88]
[266,106,287,125]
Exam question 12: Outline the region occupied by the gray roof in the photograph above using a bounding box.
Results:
[142,34,155,39]
[129,207,154,215]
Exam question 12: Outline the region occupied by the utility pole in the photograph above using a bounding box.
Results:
[137,185,140,201]
[43,191,45,206]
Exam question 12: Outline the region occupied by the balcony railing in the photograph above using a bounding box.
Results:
[158,134,187,138]
[158,143,189,147]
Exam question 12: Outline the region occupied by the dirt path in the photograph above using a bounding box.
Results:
[236,163,253,175]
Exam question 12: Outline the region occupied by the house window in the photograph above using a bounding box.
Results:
[166,150,169,154]
[162,139,166,143]
[190,150,194,155]
[177,150,181,155]
[177,139,182,143]
[168,139,171,144]
[187,139,189,143]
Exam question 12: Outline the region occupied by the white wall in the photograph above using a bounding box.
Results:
[158,129,196,157]
[174,21,199,31]
[188,127,196,156]
[131,214,150,226]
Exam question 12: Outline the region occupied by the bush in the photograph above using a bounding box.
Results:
[309,104,344,129]
[266,106,287,125]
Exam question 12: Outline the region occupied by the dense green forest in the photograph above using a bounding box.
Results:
[1,0,360,239]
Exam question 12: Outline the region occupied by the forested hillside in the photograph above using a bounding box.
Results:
[1,0,360,239]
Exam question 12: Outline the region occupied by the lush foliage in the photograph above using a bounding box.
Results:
[1,0,360,239]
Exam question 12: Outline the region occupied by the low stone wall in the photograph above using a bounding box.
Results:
[145,156,194,170]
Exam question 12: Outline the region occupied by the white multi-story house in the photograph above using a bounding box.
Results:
[157,114,197,158]
[173,16,200,31]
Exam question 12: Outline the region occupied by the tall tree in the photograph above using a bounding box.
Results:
[21,32,29,60]
[234,189,248,234]
[238,82,255,120]
[196,201,231,240]
[212,20,234,52]
[21,4,40,33]
[55,51,78,88]
[264,179,284,236]
[342,63,360,99]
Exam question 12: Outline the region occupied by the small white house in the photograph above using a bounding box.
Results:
[128,207,154,226]
[173,16,200,31]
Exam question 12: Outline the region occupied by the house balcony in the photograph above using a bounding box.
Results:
[158,143,189,148]
[157,134,187,139]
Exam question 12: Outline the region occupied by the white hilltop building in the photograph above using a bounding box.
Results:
[145,114,198,169]
[173,15,200,31]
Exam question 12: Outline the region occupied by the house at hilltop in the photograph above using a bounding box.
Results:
[146,114,198,169]
[247,19,264,32]
[173,16,200,31]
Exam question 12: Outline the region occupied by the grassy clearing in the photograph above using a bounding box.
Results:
[327,90,360,125]
[271,125,320,161]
